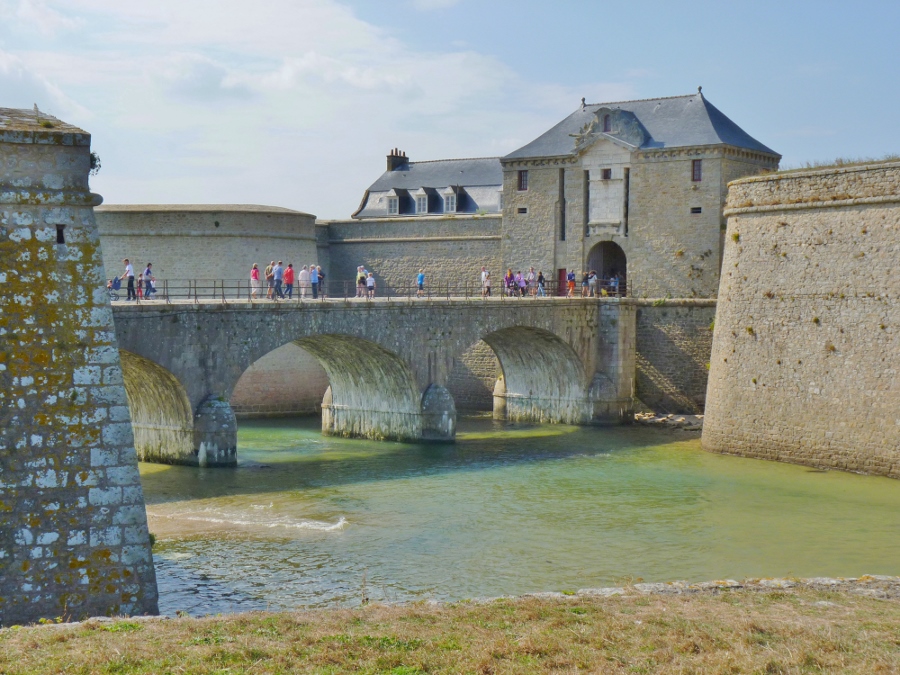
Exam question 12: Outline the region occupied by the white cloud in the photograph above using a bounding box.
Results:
[11,0,83,36]
[0,0,638,218]
[0,50,89,119]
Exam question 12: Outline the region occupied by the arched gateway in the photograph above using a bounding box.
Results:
[587,240,627,295]
[113,298,635,466]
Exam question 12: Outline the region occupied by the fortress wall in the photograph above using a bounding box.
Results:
[635,300,717,413]
[447,340,500,412]
[322,216,501,294]
[95,206,318,289]
[0,111,158,624]
[702,161,900,478]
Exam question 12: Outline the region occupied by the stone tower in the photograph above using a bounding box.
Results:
[0,108,158,624]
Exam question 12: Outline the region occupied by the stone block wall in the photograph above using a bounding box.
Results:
[703,161,900,478]
[0,109,158,624]
[634,300,717,413]
[96,205,318,292]
[321,216,501,294]
[447,340,499,412]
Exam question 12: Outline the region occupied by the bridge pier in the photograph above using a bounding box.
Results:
[194,397,238,467]
[421,384,456,442]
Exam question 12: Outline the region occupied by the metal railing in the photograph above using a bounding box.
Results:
[112,278,629,304]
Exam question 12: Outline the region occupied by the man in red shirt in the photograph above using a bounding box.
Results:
[283,263,295,299]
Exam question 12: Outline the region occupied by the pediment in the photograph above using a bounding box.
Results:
[570,108,647,154]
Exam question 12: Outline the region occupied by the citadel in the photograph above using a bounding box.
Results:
[1,90,898,626]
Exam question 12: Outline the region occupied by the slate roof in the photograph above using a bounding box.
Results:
[504,93,778,160]
[366,157,502,192]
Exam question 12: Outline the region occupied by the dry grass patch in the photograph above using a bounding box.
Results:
[1,588,898,674]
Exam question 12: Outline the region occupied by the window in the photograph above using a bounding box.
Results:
[691,207,702,214]
[603,114,611,133]
[517,207,528,214]
[55,224,66,244]
[692,159,702,182]
[387,197,399,215]
[518,170,528,191]
[444,194,456,213]
[416,195,428,214]
[601,168,612,180]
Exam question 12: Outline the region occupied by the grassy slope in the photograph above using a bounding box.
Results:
[2,588,898,674]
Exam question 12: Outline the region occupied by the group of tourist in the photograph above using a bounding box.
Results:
[251,261,326,300]
[565,269,625,298]
[110,258,156,301]
[475,266,624,298]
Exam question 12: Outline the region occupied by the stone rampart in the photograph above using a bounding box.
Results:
[0,109,158,625]
[95,205,318,285]
[702,161,900,478]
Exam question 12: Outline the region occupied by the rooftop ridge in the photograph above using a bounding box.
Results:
[403,156,501,166]
[582,92,696,108]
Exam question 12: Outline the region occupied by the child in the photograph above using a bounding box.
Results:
[366,272,376,298]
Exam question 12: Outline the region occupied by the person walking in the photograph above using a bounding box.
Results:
[504,269,515,297]
[366,272,376,299]
[283,263,295,299]
[272,261,285,299]
[121,259,136,301]
[566,270,576,297]
[526,267,536,297]
[416,269,425,298]
[483,271,492,297]
[250,263,261,299]
[356,266,367,297]
[588,270,598,297]
[265,261,275,299]
[309,264,319,299]
[142,262,153,299]
[480,266,488,298]
[516,271,526,297]
[298,265,310,299]
[537,270,546,296]
[316,266,326,299]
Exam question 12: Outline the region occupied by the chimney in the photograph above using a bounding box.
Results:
[387,148,409,172]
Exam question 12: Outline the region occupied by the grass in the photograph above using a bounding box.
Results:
[1,588,898,674]
[777,154,900,173]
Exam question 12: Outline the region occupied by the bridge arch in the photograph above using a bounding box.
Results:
[119,350,194,464]
[294,334,424,441]
[480,327,591,424]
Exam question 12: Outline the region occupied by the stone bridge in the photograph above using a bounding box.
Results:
[111,298,635,467]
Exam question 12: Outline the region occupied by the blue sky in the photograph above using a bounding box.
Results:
[1,0,896,218]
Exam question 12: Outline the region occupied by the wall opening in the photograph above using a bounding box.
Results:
[231,343,328,418]
[587,241,627,294]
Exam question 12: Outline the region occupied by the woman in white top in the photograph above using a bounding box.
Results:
[298,265,311,299]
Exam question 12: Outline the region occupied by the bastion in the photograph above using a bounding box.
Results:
[703,161,900,478]
[0,108,158,624]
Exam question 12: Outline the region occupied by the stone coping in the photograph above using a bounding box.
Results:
[95,204,314,217]
[11,575,898,628]
[733,159,900,184]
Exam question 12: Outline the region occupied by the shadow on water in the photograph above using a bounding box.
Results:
[139,416,695,504]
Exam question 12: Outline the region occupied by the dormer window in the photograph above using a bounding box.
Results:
[444,193,456,213]
[603,114,611,133]
[387,196,399,215]
[416,194,428,214]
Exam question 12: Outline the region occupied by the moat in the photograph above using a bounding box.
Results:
[143,418,900,616]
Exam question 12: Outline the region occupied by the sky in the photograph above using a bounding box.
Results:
[1,0,897,218]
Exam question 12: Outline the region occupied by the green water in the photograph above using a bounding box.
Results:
[142,417,900,615]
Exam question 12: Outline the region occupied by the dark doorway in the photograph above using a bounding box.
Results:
[587,241,627,296]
